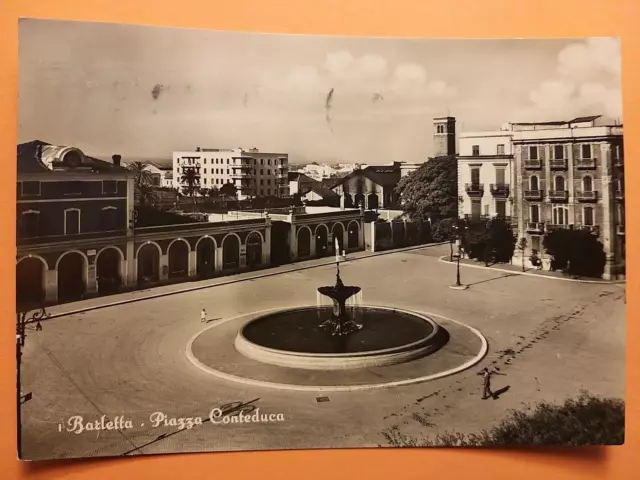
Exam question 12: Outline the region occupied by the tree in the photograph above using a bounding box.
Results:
[461,217,515,265]
[431,218,464,261]
[128,162,158,206]
[395,156,459,222]
[180,166,201,212]
[543,229,606,278]
[382,391,624,447]
[220,182,237,198]
[516,237,528,272]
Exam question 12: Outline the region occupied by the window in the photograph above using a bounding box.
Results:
[63,181,82,195]
[497,144,505,155]
[227,159,230,164]
[260,179,264,185]
[531,236,541,253]
[530,175,539,190]
[203,168,207,174]
[554,176,565,191]
[495,168,506,185]
[267,179,271,185]
[529,146,539,160]
[260,159,264,165]
[471,200,481,218]
[267,189,271,195]
[21,181,41,196]
[552,145,563,159]
[472,145,480,156]
[268,159,271,166]
[583,206,594,226]
[484,205,489,216]
[261,169,264,175]
[267,170,271,175]
[552,206,569,225]
[437,125,444,133]
[496,200,506,217]
[581,144,592,159]
[204,178,207,185]
[530,205,540,223]
[101,207,118,231]
[470,168,480,185]
[583,176,593,192]
[617,204,624,224]
[19,210,40,237]
[64,209,81,235]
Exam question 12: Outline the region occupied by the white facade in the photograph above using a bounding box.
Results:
[457,129,515,219]
[172,148,289,200]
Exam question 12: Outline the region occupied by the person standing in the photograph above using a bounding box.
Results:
[200,308,207,323]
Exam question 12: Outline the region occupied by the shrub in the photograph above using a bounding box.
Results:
[543,229,606,278]
[382,391,624,447]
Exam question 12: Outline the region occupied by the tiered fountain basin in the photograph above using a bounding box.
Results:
[234,305,448,370]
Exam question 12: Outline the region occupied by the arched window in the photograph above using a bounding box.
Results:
[582,175,593,192]
[19,210,40,238]
[530,175,539,191]
[554,175,566,191]
[437,124,444,134]
[101,206,118,231]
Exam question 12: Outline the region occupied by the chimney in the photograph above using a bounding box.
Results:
[112,154,122,167]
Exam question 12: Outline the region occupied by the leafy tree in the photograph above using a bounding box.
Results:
[382,391,624,447]
[516,238,527,272]
[395,155,459,222]
[220,182,238,198]
[431,218,464,261]
[128,162,158,206]
[180,166,201,212]
[543,229,606,278]
[461,217,515,265]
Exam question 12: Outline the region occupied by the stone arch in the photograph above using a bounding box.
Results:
[347,220,360,249]
[95,246,124,295]
[246,231,263,268]
[196,235,216,278]
[168,238,190,279]
[56,250,88,301]
[244,230,264,244]
[315,223,329,258]
[16,255,48,307]
[332,222,345,252]
[137,242,161,284]
[222,233,241,270]
[297,225,312,258]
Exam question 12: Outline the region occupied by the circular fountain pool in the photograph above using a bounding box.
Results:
[234,305,449,370]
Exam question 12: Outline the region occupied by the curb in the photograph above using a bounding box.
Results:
[45,242,447,319]
[437,256,626,285]
[185,308,488,392]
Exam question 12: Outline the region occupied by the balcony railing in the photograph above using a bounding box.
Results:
[575,158,596,169]
[489,184,509,197]
[578,225,600,236]
[617,224,625,235]
[526,222,544,233]
[464,183,484,197]
[614,190,624,200]
[524,190,543,201]
[524,159,542,169]
[546,224,572,232]
[548,190,569,202]
[576,190,597,202]
[549,158,567,170]
[231,171,251,179]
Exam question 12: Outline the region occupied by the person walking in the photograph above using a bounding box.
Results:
[480,367,505,400]
[200,308,207,323]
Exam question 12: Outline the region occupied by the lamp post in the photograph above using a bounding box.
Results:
[16,306,49,459]
[449,224,468,290]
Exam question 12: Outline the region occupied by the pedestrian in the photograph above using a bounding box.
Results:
[200,308,207,323]
[479,367,505,400]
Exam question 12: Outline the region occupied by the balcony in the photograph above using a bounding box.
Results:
[576,190,598,202]
[546,224,572,232]
[614,190,624,201]
[490,184,509,198]
[548,190,569,202]
[524,190,543,201]
[464,183,484,197]
[524,159,542,169]
[613,157,624,168]
[575,158,596,169]
[526,222,544,234]
[231,171,251,179]
[617,224,625,235]
[549,158,568,170]
[578,225,600,236]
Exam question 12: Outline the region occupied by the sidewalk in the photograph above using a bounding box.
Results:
[437,255,626,285]
[44,243,445,319]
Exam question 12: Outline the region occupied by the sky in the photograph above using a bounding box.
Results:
[18,19,623,165]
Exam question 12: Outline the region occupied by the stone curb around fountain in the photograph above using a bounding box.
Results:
[185,308,488,392]
[437,256,626,285]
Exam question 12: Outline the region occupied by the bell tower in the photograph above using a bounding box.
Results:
[433,116,456,157]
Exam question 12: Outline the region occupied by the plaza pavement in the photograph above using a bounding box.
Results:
[20,243,625,459]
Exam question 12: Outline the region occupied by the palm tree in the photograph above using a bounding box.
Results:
[128,162,157,205]
[180,166,201,212]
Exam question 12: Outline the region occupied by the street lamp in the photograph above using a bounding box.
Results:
[16,306,49,459]
[449,224,468,290]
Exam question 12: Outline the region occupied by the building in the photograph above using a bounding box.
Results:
[142,162,173,188]
[16,141,363,308]
[456,115,625,279]
[433,116,457,157]
[172,147,289,200]
[288,172,320,196]
[330,164,402,210]
[301,186,340,205]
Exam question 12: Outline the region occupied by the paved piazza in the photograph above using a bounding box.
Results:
[21,244,625,460]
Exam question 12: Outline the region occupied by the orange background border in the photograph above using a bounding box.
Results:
[0,1,637,479]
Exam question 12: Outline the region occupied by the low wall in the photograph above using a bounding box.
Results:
[366,220,430,252]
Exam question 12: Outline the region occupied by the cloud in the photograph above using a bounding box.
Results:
[519,38,622,121]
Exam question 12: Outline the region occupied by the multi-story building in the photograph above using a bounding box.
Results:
[142,161,173,188]
[456,115,625,279]
[172,147,289,200]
